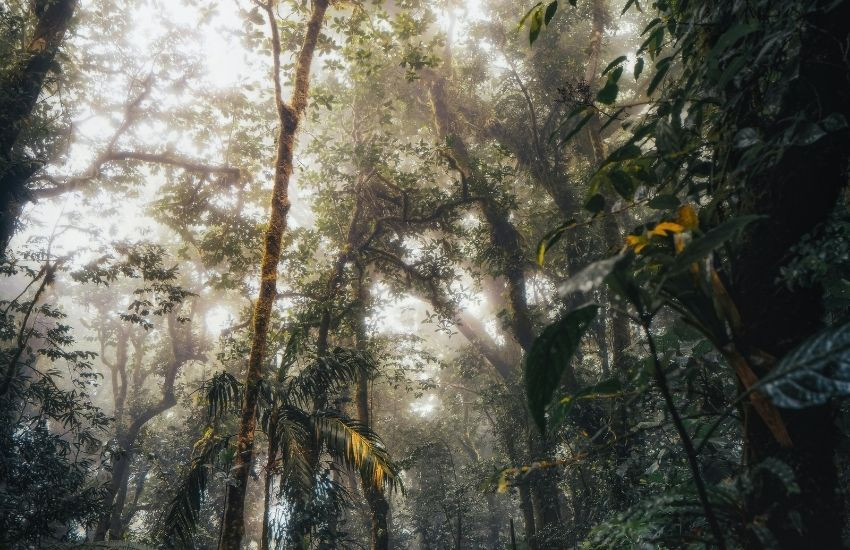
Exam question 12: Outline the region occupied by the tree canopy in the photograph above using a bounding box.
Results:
[1,0,849,548]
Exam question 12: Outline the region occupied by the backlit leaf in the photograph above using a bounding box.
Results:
[537,219,577,266]
[526,305,599,432]
[762,322,850,408]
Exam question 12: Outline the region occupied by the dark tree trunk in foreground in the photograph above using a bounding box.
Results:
[355,281,390,550]
[218,1,329,548]
[0,0,78,253]
[356,367,390,550]
[727,3,850,547]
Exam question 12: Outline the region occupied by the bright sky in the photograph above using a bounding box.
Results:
[14,0,520,421]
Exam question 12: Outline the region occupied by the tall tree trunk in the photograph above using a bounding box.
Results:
[485,492,500,548]
[517,482,536,547]
[354,281,390,550]
[727,3,850,546]
[0,0,78,252]
[426,67,568,542]
[260,435,277,550]
[218,2,329,548]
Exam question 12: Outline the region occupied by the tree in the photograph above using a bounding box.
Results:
[219,1,331,547]
[0,0,77,251]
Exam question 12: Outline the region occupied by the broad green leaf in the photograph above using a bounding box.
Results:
[762,322,850,409]
[518,2,543,27]
[634,57,645,80]
[558,254,628,297]
[640,18,661,37]
[821,113,848,132]
[646,57,671,96]
[606,143,642,163]
[600,107,626,131]
[648,194,680,210]
[544,1,558,25]
[585,193,606,215]
[558,109,594,145]
[734,127,760,149]
[526,305,599,432]
[711,23,759,58]
[609,169,634,200]
[794,122,827,146]
[621,0,638,15]
[596,79,619,105]
[529,8,544,44]
[669,215,763,274]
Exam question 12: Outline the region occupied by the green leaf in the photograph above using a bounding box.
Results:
[734,127,761,149]
[634,57,645,80]
[609,169,634,200]
[518,2,543,28]
[596,79,619,105]
[585,193,605,215]
[529,7,544,45]
[247,7,265,25]
[558,254,628,297]
[821,113,848,133]
[762,322,850,409]
[669,215,763,274]
[537,219,576,266]
[646,57,671,96]
[711,23,759,58]
[558,109,594,145]
[526,305,599,432]
[648,194,680,210]
[544,1,558,25]
[605,143,642,164]
[602,55,628,76]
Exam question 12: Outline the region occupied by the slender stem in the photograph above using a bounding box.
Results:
[643,319,726,550]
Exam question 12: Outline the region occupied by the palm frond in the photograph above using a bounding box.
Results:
[312,410,401,493]
[288,347,376,405]
[201,371,241,421]
[261,404,313,493]
[159,427,232,548]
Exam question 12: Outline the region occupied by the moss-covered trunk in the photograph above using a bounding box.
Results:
[218,3,329,548]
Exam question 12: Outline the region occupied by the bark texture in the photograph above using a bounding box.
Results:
[0,0,78,252]
[727,3,850,547]
[218,2,329,548]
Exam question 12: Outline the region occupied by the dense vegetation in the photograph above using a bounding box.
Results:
[2,0,849,548]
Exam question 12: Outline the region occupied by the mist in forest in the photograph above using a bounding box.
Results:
[2,0,850,548]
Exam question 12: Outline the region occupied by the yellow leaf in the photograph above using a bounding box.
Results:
[649,221,685,237]
[626,234,649,253]
[677,204,699,230]
[674,233,687,254]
